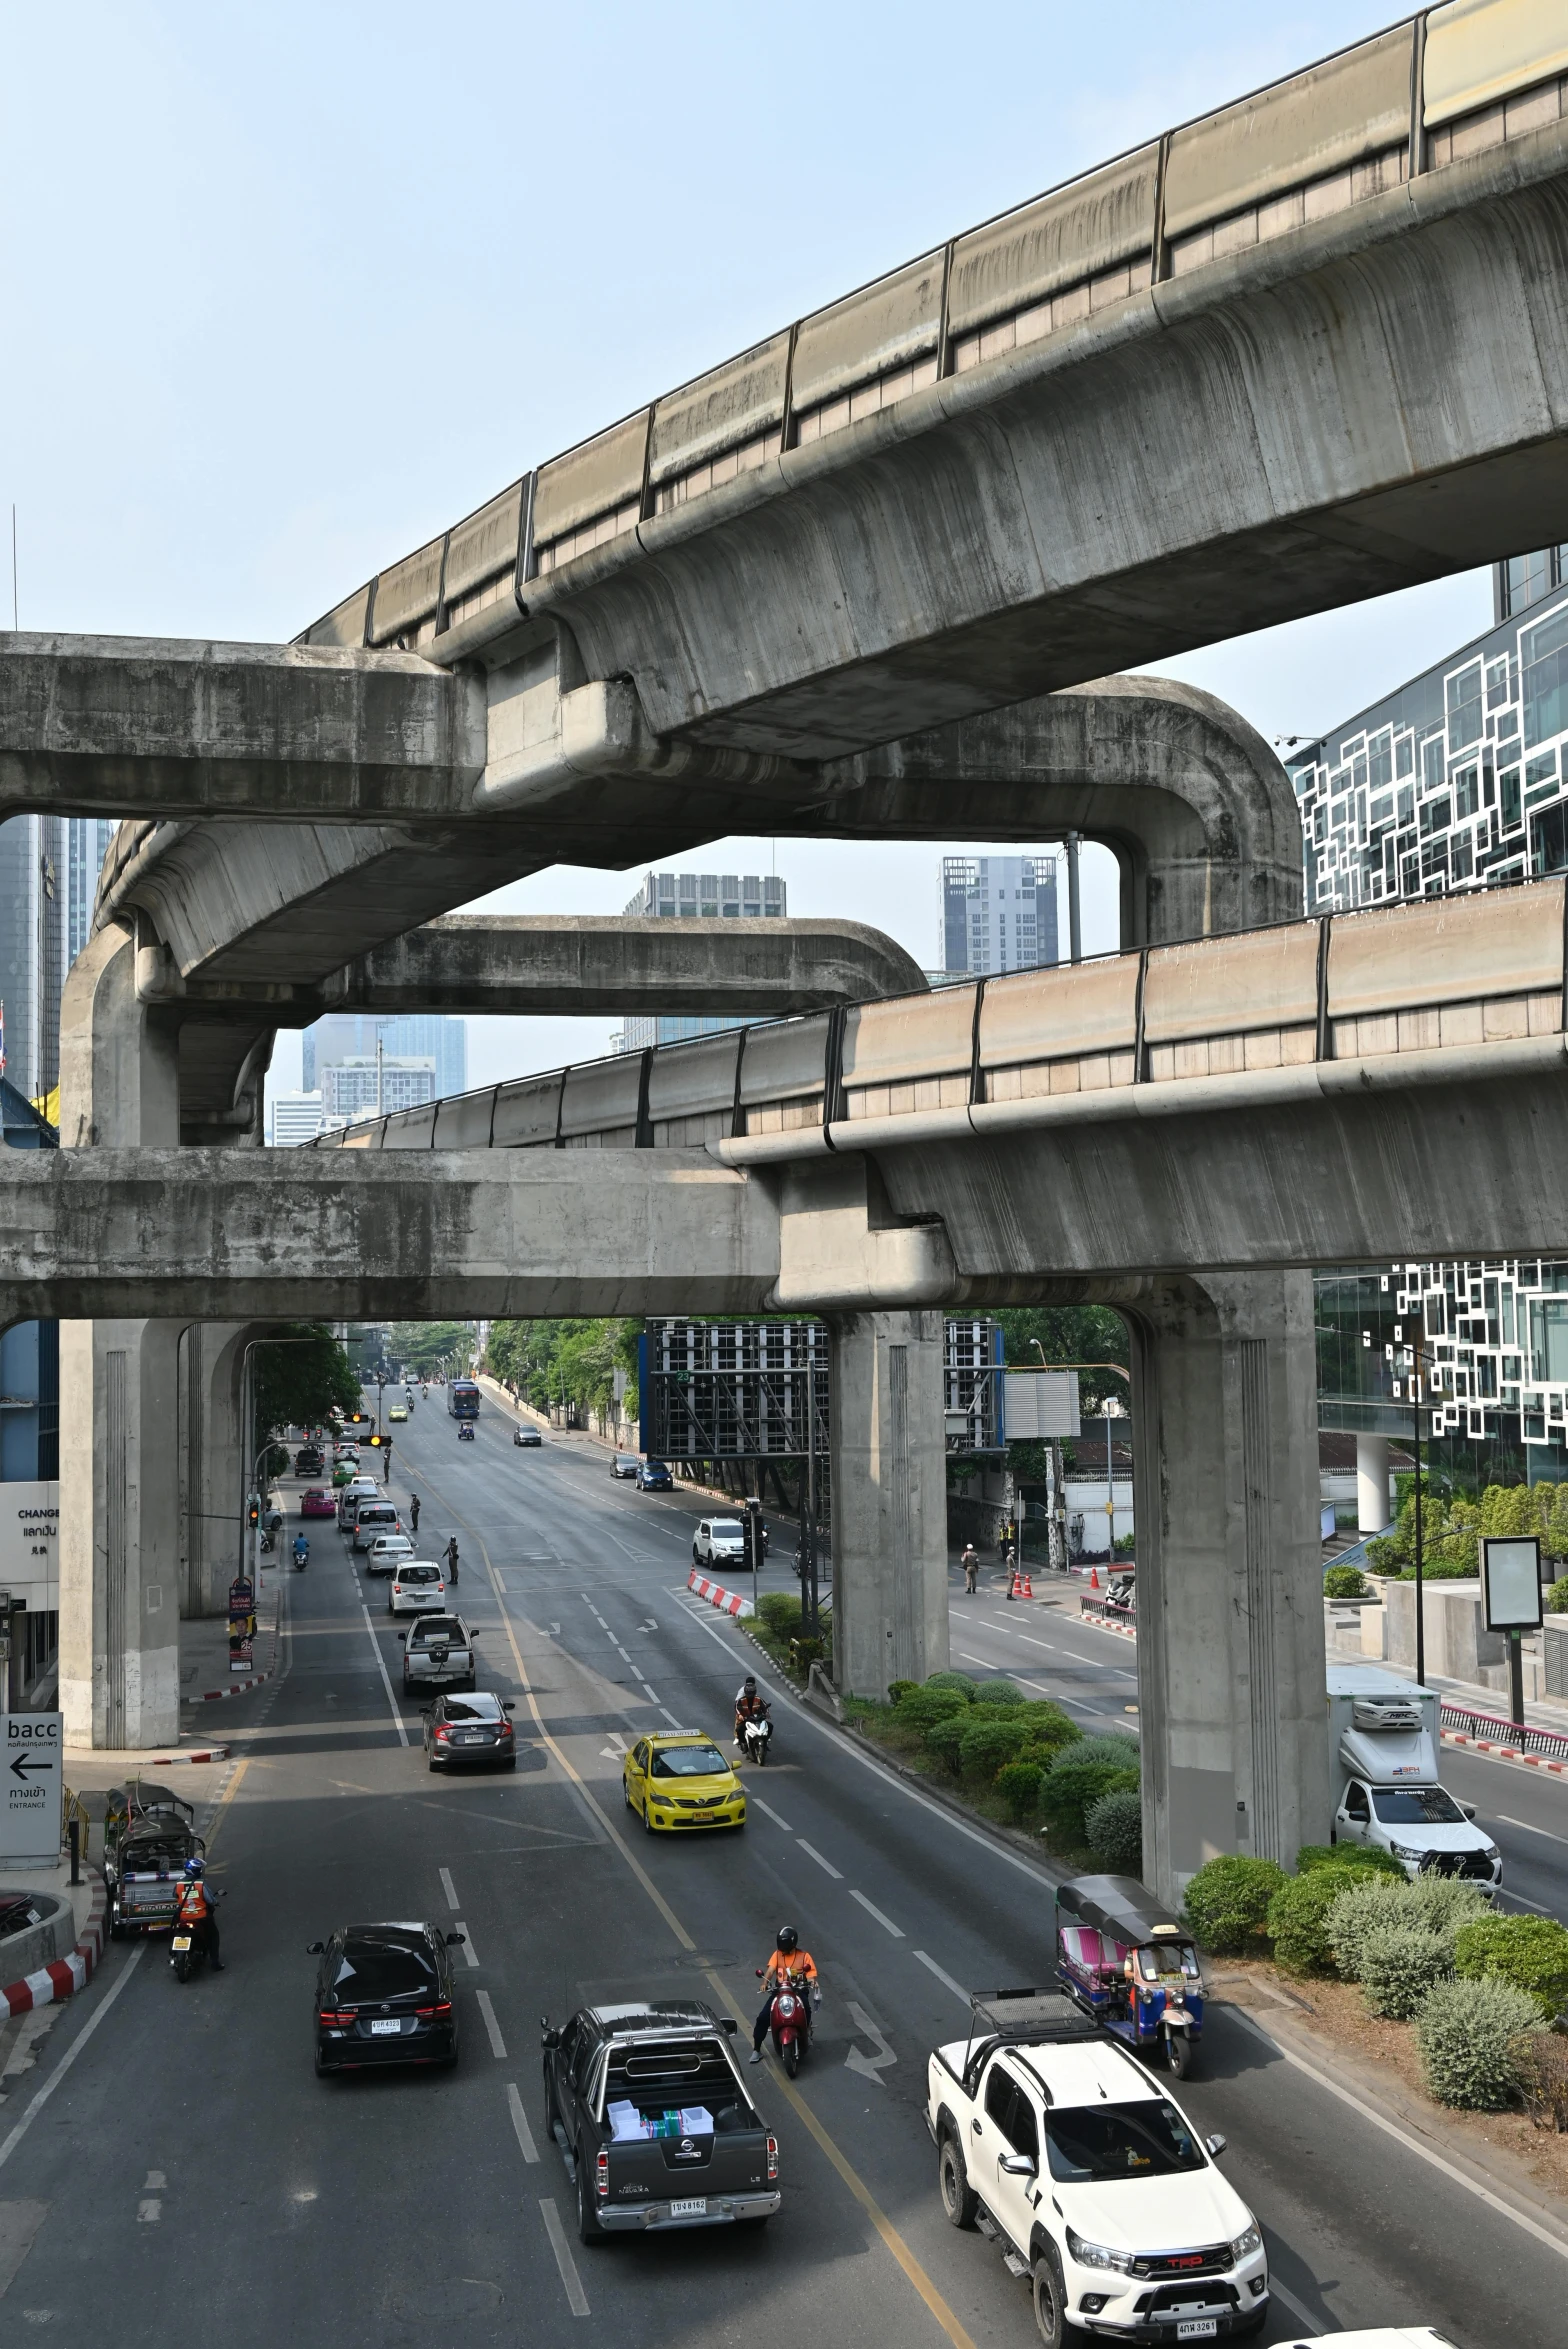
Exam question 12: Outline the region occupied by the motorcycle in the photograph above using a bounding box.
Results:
[292,1536,309,1571]
[757,1970,815,2076]
[170,1893,223,1984]
[739,1711,774,1767]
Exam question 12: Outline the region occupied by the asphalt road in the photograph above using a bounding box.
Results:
[4,1395,1567,2344]
[945,1573,1568,1926]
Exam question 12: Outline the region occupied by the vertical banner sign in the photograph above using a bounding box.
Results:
[229,1575,256,1675]
[3,1713,62,1858]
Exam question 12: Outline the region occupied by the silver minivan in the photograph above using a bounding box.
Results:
[352,1499,402,1551]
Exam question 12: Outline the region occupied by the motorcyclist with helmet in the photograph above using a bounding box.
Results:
[749,1925,818,2063]
[733,1674,770,1752]
[172,1857,223,1970]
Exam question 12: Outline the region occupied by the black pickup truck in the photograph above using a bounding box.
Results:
[542,2001,780,2243]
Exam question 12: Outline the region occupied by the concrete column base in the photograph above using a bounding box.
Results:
[828,1309,950,1696]
[1128,1271,1330,1904]
[182,1323,256,1618]
[59,1318,182,1749]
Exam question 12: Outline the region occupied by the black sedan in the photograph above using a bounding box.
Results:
[422,1690,517,1771]
[309,1921,464,2074]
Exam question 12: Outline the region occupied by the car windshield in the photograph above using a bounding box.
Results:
[710,1521,742,1538]
[1371,1785,1467,1824]
[645,1461,667,1472]
[444,1695,503,1720]
[1044,2098,1207,2182]
[651,1744,729,1778]
[411,1618,464,1646]
[1137,1941,1201,1981]
[332,1932,437,2000]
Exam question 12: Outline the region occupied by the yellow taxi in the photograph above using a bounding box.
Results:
[388,1404,408,1423]
[622,1731,746,1835]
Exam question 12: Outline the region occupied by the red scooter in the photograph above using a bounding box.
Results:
[757,1972,815,2076]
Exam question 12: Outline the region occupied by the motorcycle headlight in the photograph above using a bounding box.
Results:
[1066,2226,1133,2275]
[1230,2224,1263,2264]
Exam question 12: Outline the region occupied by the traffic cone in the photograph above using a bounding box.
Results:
[1021,1568,1033,1599]
[1089,1567,1100,1590]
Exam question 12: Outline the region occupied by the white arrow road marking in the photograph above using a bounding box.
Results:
[599,1732,629,1759]
[639,1619,658,1632]
[844,2002,897,2085]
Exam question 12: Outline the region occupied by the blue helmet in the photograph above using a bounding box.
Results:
[184,1857,203,1878]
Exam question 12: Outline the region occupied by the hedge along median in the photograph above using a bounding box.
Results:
[1181,1843,1568,2126]
[839,1669,1140,1873]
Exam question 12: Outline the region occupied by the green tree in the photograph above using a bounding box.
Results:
[255,1326,360,1469]
[389,1322,475,1377]
[995,1306,1130,1418]
[484,1317,642,1420]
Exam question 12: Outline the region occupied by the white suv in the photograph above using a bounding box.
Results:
[388,1562,448,1616]
[692,1517,745,1568]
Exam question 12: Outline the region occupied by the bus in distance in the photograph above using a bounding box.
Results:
[448,1379,480,1421]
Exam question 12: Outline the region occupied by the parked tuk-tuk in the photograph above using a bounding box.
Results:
[1053,1874,1205,2076]
[104,1781,205,1939]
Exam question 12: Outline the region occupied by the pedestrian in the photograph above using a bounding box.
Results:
[409,1493,421,1535]
[445,1536,459,1584]
[961,1544,979,1595]
[1003,1544,1018,1601]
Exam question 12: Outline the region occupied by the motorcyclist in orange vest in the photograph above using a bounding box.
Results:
[173,1859,223,1970]
[749,1925,818,2061]
[734,1676,769,1750]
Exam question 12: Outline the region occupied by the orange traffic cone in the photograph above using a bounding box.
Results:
[1021,1568,1033,1599]
[1089,1567,1100,1590]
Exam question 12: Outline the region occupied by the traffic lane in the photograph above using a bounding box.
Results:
[529,1575,1496,2349]
[4,1560,584,2346]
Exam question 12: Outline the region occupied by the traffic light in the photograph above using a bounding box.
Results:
[246,1495,260,1530]
[743,1498,763,1571]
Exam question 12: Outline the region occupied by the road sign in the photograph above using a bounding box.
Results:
[2,1713,62,1859]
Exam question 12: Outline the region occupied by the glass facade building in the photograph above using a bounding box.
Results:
[940,854,1058,976]
[615,871,787,1053]
[302,1013,467,1097]
[1300,555,1568,1477]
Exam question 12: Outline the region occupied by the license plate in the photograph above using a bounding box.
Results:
[171,1934,192,1951]
[669,2197,707,2219]
[369,2018,403,2036]
[1177,2324,1217,2341]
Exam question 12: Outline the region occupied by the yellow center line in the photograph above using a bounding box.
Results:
[407,1456,977,2349]
[203,1757,249,1856]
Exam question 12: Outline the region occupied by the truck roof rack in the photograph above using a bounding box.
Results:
[963,1987,1100,2074]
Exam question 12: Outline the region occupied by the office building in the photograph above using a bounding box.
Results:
[0,814,114,1105]
[939,854,1058,976]
[302,1013,466,1098]
[1299,552,1568,1478]
[616,871,787,1052]
[270,1089,326,1147]
[323,1056,439,1120]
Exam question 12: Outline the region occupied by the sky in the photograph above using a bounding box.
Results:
[1,2,1494,1101]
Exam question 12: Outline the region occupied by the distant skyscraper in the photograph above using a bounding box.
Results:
[302,1013,467,1098]
[940,855,1058,977]
[323,1057,439,1119]
[270,1089,326,1147]
[616,871,787,1052]
[0,815,68,1102]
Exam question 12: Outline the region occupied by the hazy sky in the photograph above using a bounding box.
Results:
[1,3,1492,1099]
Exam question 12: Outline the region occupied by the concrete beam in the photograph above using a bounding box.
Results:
[136,914,928,1019]
[0,1149,780,1326]
[0,633,488,822]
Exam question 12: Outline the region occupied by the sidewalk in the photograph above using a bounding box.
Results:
[179,1565,281,1704]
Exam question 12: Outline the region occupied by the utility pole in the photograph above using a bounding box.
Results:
[1066,833,1083,963]
[1411,1317,1426,1691]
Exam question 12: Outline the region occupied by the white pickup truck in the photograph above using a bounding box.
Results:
[925,1991,1269,2347]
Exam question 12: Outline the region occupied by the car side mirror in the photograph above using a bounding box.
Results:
[397,1633,406,1644]
[503,1701,515,1713]
[720,2017,738,2036]
[1461,1802,1477,1822]
[446,1931,466,1945]
[999,2152,1037,2178]
[1205,2134,1227,2158]
[419,1707,432,1717]
[306,1941,325,1955]
[541,2022,562,2050]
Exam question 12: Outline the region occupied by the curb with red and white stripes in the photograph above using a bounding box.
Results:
[1441,1728,1568,1775]
[1,1870,108,2018]
[687,1569,754,1620]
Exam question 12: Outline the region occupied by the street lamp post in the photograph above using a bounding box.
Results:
[239,1334,319,1583]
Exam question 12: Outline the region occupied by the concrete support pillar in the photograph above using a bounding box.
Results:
[1128,1270,1329,1905]
[827,1309,950,1696]
[180,1323,256,1620]
[57,924,184,1749]
[1356,1434,1391,1534]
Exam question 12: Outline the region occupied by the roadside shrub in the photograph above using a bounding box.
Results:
[1326,1876,1414,1980]
[924,1671,978,1701]
[1085,1787,1143,1872]
[1546,1575,1568,1615]
[1296,1843,1404,1880]
[1514,2030,1568,2132]
[921,1712,972,1773]
[896,1687,970,1734]
[1017,1701,1081,1757]
[1323,1563,1368,1599]
[1360,1925,1451,2019]
[757,1593,803,1640]
[887,1679,919,1707]
[1040,1756,1138,1846]
[1414,1976,1542,2109]
[1181,1856,1288,1956]
[957,1712,1036,1782]
[1063,1733,1141,1775]
[1454,1913,1568,2021]
[971,1679,1025,1707]
[1268,1864,1369,1975]
[996,1761,1047,1822]
[1403,1876,1490,1944]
